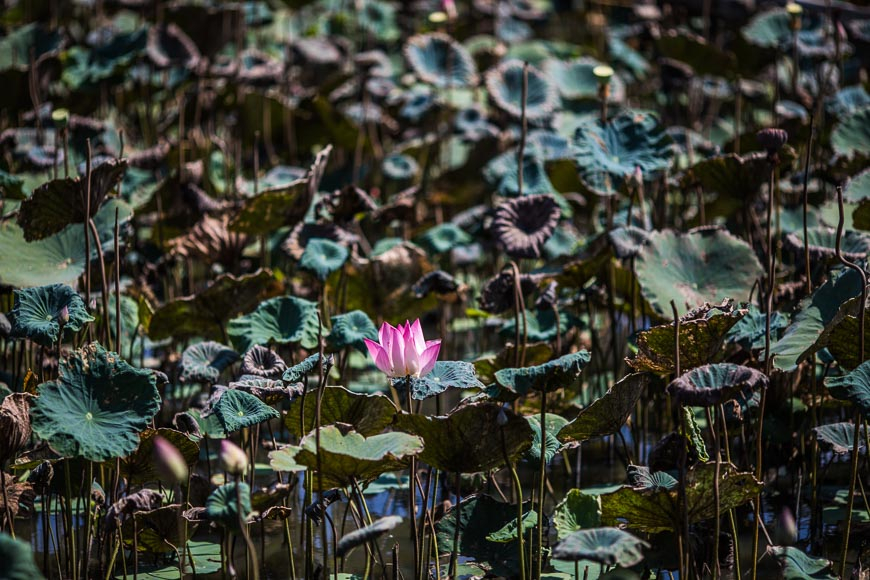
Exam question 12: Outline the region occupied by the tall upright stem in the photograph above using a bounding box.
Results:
[517,63,528,198]
[536,390,547,580]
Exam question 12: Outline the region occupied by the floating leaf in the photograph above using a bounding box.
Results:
[284,386,397,438]
[394,402,533,473]
[395,361,484,401]
[767,546,837,580]
[552,489,602,540]
[666,364,768,407]
[211,389,279,433]
[812,422,867,455]
[228,296,321,352]
[179,342,238,384]
[328,310,378,354]
[299,238,349,281]
[336,516,402,557]
[9,284,94,347]
[494,351,591,395]
[635,228,763,318]
[552,527,648,567]
[558,373,649,444]
[30,343,160,462]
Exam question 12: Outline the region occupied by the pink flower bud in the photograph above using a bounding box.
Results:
[59,305,70,325]
[220,439,248,476]
[153,436,189,483]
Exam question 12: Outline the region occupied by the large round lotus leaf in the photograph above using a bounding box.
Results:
[785,227,870,261]
[832,107,870,159]
[416,223,472,254]
[180,341,238,384]
[558,373,649,444]
[812,422,867,455]
[17,159,127,241]
[0,199,132,288]
[525,413,570,464]
[768,546,837,580]
[284,386,397,438]
[0,532,44,580]
[278,425,423,489]
[393,402,533,473]
[394,361,484,401]
[336,515,402,557]
[494,351,591,395]
[120,428,199,484]
[552,489,602,540]
[211,389,279,433]
[299,238,349,281]
[598,463,761,533]
[629,305,746,374]
[434,495,532,578]
[227,295,321,352]
[544,58,626,101]
[328,310,378,354]
[572,110,673,196]
[552,528,648,566]
[666,363,768,408]
[727,304,790,352]
[499,309,581,345]
[824,360,870,415]
[486,59,559,122]
[404,33,477,88]
[635,228,763,318]
[9,284,94,347]
[206,482,251,533]
[30,343,160,462]
[770,267,864,371]
[149,270,282,341]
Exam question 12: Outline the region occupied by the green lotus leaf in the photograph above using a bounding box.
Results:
[629,306,746,374]
[188,408,225,440]
[599,463,761,533]
[416,223,472,254]
[770,267,865,371]
[228,296,321,352]
[404,33,478,88]
[0,170,25,200]
[812,422,867,455]
[336,515,402,557]
[498,309,581,345]
[785,227,870,261]
[382,153,419,181]
[484,151,556,197]
[0,199,132,288]
[846,170,870,230]
[120,428,199,484]
[741,8,835,57]
[435,495,533,577]
[832,107,870,160]
[62,29,147,90]
[113,541,222,579]
[767,546,837,580]
[230,175,310,235]
[486,509,538,543]
[281,353,326,384]
[666,363,768,408]
[0,531,45,580]
[17,159,128,241]
[572,110,673,196]
[268,446,307,474]
[149,270,282,341]
[552,489,602,540]
[284,386,397,438]
[827,312,870,369]
[681,152,776,203]
[824,360,870,415]
[558,373,649,444]
[607,226,650,260]
[635,228,763,318]
[727,305,789,352]
[279,425,423,489]
[206,482,251,533]
[552,527,648,567]
[394,361,484,401]
[494,351,591,395]
[30,343,160,462]
[393,402,533,473]
[525,413,570,464]
[0,23,63,71]
[544,58,626,101]
[654,30,736,79]
[328,310,378,354]
[626,466,678,491]
[108,295,146,361]
[8,284,93,347]
[609,36,650,79]
[827,86,870,119]
[180,341,238,384]
[299,238,349,281]
[211,389,279,433]
[486,59,559,121]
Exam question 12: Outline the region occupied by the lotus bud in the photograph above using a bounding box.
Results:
[59,305,70,325]
[220,439,248,476]
[51,108,69,130]
[774,506,798,546]
[153,436,189,483]
[443,0,457,20]
[497,406,509,427]
[786,3,802,31]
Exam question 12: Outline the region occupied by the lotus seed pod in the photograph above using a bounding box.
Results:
[153,436,189,483]
[220,439,248,476]
[756,128,789,156]
[51,108,69,130]
[786,2,802,30]
[593,65,614,84]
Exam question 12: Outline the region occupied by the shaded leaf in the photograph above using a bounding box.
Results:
[558,373,649,443]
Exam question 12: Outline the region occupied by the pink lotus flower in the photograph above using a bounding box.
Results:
[364,320,441,378]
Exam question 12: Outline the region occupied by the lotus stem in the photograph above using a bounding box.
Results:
[449,472,461,579]
[705,407,721,579]
[671,299,690,578]
[64,461,79,580]
[801,114,815,293]
[501,427,527,580]
[517,62,528,197]
[314,313,330,578]
[834,186,867,576]
[87,218,112,350]
[82,461,94,578]
[113,208,122,356]
[235,474,259,580]
[84,141,93,343]
[536,390,548,580]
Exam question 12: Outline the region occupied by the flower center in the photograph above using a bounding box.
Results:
[85,412,93,421]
